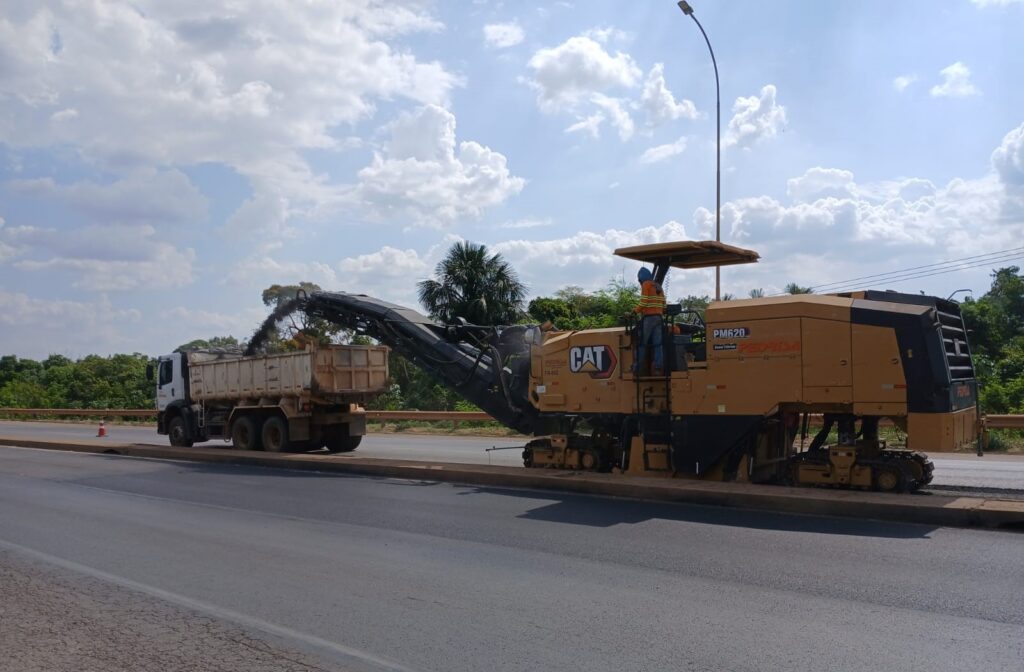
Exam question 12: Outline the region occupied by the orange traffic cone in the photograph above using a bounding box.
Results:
[97,421,107,438]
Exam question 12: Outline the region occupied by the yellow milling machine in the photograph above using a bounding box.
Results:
[521,241,982,492]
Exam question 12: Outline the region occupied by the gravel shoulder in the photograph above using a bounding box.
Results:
[0,548,340,672]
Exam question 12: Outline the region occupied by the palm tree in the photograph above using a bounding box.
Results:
[417,241,527,325]
[784,282,814,295]
[748,288,765,298]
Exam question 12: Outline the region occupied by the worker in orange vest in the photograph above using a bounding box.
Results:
[633,267,666,374]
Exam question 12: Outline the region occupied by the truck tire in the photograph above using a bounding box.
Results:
[324,434,362,453]
[231,415,261,451]
[261,416,289,453]
[168,416,193,448]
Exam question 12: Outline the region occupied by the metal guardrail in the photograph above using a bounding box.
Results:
[1,408,1022,429]
[0,407,494,424]
[986,415,1024,430]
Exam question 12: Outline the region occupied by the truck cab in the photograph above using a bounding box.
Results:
[155,352,187,412]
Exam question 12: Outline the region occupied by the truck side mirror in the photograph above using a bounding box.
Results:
[146,363,154,381]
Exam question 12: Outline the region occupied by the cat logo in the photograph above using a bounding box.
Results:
[569,345,617,379]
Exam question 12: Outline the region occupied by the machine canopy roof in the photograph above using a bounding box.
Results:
[613,240,760,269]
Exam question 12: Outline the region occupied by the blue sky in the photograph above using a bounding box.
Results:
[1,0,1023,358]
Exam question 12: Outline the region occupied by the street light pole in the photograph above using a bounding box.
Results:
[677,1,721,301]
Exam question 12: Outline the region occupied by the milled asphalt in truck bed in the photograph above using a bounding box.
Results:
[1,445,1022,672]
[1,419,1022,491]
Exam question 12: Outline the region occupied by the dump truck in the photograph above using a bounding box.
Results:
[294,239,983,493]
[152,344,388,452]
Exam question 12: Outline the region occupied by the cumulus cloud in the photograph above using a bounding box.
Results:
[725,84,786,149]
[590,94,634,141]
[526,35,641,110]
[224,255,339,288]
[354,105,525,226]
[930,62,980,98]
[492,221,691,294]
[0,1,460,242]
[786,167,857,202]
[639,137,687,164]
[483,22,524,48]
[992,122,1024,186]
[640,64,698,126]
[892,74,917,92]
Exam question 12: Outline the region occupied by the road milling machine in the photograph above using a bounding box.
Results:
[302,240,984,493]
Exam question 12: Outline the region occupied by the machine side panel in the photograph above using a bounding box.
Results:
[536,329,626,414]
[801,318,852,388]
[851,324,907,406]
[700,316,802,415]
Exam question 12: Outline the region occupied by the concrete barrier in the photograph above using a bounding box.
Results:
[2,434,1022,531]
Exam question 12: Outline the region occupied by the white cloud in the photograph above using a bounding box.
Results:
[0,290,142,357]
[930,62,980,98]
[565,113,605,138]
[641,64,698,126]
[725,84,786,149]
[970,0,1022,6]
[50,108,79,122]
[336,246,429,302]
[483,22,524,48]
[11,170,208,225]
[639,137,687,164]
[786,167,857,202]
[224,192,292,241]
[0,1,460,244]
[892,74,917,92]
[582,27,630,44]
[355,105,525,226]
[225,255,339,289]
[590,94,634,141]
[991,122,1024,187]
[496,218,552,229]
[526,35,641,110]
[492,221,691,294]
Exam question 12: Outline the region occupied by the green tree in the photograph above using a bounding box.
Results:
[961,267,1024,413]
[749,288,765,298]
[785,282,814,294]
[417,241,526,325]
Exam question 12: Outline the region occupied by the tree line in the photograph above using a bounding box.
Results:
[0,242,1021,414]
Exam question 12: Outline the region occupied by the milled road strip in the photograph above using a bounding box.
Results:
[2,436,1023,530]
[0,539,415,672]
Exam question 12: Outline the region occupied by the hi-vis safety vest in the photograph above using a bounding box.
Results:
[636,280,666,316]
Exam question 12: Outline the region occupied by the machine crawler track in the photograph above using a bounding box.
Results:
[789,448,935,493]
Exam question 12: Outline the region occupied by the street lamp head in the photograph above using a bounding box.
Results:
[678,1,695,16]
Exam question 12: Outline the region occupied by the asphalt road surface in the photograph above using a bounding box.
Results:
[1,420,1022,490]
[1,445,1022,672]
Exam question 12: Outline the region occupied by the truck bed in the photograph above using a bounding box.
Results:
[187,345,388,402]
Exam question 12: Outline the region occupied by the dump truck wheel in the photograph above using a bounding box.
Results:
[231,415,261,451]
[261,416,289,453]
[324,434,362,453]
[168,416,193,448]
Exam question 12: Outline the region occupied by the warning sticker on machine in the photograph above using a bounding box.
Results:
[713,327,750,339]
[713,343,737,351]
